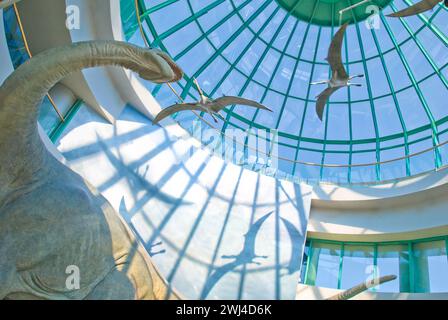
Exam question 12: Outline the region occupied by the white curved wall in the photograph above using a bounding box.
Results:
[57,104,313,300]
[309,169,448,240]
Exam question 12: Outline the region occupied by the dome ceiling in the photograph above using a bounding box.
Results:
[122,0,448,184]
[275,0,393,26]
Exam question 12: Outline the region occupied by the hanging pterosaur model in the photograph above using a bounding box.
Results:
[311,23,364,121]
[387,0,447,18]
[153,78,272,124]
[327,275,397,300]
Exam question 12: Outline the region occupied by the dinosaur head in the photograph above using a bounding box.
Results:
[139,48,183,83]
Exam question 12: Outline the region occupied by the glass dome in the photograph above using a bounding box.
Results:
[121,0,448,184]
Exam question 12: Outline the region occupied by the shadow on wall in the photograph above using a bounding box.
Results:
[58,105,312,300]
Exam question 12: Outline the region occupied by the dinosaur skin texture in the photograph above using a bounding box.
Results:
[0,41,183,300]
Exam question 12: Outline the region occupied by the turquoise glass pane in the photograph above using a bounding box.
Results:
[311,242,341,288]
[340,244,374,290]
[377,244,408,292]
[412,240,448,293]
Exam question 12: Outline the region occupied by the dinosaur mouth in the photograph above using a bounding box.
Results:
[157,53,184,83]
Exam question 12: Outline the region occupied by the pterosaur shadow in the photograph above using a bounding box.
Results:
[199,211,273,299]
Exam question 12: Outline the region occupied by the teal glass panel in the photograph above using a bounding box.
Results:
[120,0,139,40]
[3,6,28,68]
[311,242,341,288]
[377,244,408,292]
[301,238,448,293]
[38,96,62,136]
[299,242,310,284]
[412,240,448,293]
[340,244,374,290]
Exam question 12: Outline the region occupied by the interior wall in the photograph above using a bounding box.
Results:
[308,196,448,242]
[308,168,448,241]
[56,105,313,300]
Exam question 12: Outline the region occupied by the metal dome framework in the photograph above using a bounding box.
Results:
[121,0,448,184]
[275,0,393,26]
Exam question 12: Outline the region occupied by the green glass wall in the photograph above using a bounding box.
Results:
[301,237,448,293]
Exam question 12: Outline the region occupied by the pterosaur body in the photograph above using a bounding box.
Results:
[311,23,364,121]
[388,0,446,18]
[153,78,272,124]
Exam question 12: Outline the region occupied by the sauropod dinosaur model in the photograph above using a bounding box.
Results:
[327,275,397,300]
[0,40,183,299]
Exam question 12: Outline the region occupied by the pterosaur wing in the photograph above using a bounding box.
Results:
[211,96,272,113]
[327,23,349,80]
[387,0,440,17]
[316,87,341,121]
[153,103,202,124]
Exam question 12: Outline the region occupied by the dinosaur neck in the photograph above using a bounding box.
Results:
[0,41,160,189]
